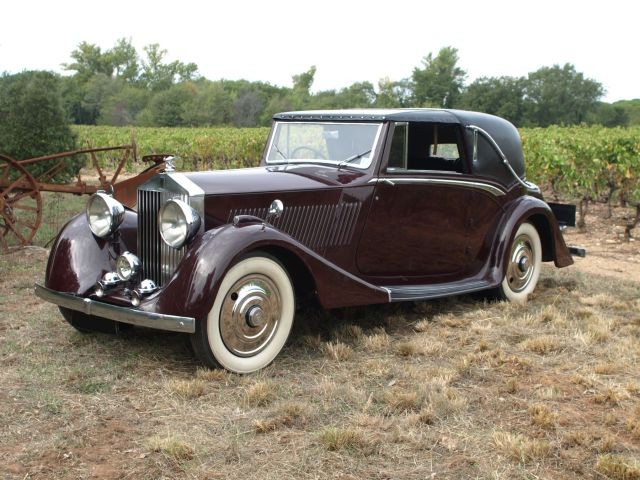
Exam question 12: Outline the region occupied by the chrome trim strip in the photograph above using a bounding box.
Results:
[386,280,490,302]
[368,177,505,196]
[466,124,540,194]
[381,286,392,303]
[168,173,205,196]
[34,284,195,334]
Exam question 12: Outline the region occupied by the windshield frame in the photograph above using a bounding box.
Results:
[265,121,384,170]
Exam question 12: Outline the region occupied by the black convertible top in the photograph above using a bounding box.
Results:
[273,108,526,183]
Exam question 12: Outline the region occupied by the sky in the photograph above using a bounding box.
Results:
[1,0,638,102]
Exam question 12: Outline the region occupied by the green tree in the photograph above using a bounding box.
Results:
[63,38,139,83]
[523,63,603,126]
[291,66,316,108]
[260,94,295,125]
[233,88,265,127]
[63,41,113,82]
[106,38,139,83]
[336,81,376,107]
[376,77,411,108]
[139,44,198,91]
[98,84,150,126]
[181,80,233,126]
[0,71,79,179]
[80,74,122,125]
[411,47,466,108]
[461,76,526,126]
[587,102,629,127]
[612,99,640,125]
[136,83,193,126]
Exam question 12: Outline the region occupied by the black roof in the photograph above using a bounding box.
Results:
[273,108,526,184]
[273,108,460,123]
[273,108,513,127]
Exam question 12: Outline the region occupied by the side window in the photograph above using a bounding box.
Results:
[410,123,464,172]
[387,122,465,173]
[387,122,408,170]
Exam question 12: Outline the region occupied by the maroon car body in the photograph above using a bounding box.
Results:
[35,109,575,373]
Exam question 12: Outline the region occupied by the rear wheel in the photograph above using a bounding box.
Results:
[497,222,542,304]
[190,254,295,373]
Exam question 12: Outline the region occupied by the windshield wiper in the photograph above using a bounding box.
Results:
[338,149,372,169]
[271,143,288,160]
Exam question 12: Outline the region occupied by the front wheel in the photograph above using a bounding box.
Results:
[191,254,295,373]
[497,222,542,304]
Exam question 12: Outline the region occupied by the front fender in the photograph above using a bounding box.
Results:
[146,220,390,321]
[488,196,573,284]
[45,210,138,295]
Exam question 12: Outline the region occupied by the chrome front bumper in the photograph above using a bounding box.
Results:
[34,283,195,334]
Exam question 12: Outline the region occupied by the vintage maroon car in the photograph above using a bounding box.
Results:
[35,109,580,373]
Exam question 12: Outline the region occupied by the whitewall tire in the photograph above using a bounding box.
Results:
[498,222,542,304]
[191,254,295,373]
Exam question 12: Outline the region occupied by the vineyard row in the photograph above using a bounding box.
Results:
[74,125,640,227]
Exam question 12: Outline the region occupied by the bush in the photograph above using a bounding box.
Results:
[0,71,81,182]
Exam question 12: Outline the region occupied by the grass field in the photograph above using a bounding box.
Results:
[1,247,639,479]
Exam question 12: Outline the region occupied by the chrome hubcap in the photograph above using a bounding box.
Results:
[219,274,281,357]
[246,305,266,328]
[507,234,535,293]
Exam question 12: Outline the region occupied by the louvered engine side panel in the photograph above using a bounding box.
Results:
[228,202,362,252]
[137,189,188,287]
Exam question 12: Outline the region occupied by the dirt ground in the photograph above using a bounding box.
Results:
[0,201,638,480]
[563,202,640,283]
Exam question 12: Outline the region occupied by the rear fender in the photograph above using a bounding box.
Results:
[488,196,573,284]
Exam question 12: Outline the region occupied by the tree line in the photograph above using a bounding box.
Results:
[1,40,638,142]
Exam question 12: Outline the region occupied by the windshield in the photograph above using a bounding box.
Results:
[266,121,383,169]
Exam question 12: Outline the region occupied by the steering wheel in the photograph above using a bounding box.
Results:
[290,146,326,160]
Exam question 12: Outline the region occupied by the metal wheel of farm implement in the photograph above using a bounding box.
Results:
[0,155,43,252]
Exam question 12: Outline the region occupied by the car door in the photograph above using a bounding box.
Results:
[356,122,473,280]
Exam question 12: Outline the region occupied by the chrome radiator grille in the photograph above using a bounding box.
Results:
[137,188,188,286]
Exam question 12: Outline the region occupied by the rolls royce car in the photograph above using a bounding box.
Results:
[35,109,581,373]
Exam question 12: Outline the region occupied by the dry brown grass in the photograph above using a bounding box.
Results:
[627,417,640,440]
[253,401,311,433]
[361,328,391,352]
[322,340,353,361]
[243,380,278,407]
[167,378,207,399]
[595,455,640,479]
[146,434,195,461]
[520,335,563,354]
[394,340,425,357]
[382,388,424,413]
[2,244,640,479]
[319,426,377,455]
[492,431,551,463]
[528,403,557,429]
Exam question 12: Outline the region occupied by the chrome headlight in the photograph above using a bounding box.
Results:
[159,199,201,249]
[116,252,141,281]
[86,192,125,238]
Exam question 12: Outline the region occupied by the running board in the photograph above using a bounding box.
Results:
[384,280,492,302]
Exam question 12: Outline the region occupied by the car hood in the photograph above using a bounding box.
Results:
[182,164,367,195]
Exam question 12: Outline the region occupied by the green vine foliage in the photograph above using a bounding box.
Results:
[522,126,640,207]
[73,124,640,216]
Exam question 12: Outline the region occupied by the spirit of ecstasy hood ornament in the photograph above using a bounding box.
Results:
[164,156,176,172]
